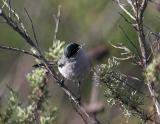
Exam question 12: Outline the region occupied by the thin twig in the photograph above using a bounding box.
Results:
[0,45,40,58]
[8,0,11,18]
[53,5,61,41]
[119,25,141,59]
[72,102,88,124]
[116,0,160,120]
[133,1,160,118]
[118,12,133,25]
[150,32,160,39]
[116,0,136,20]
[24,8,39,48]
[136,1,148,66]
[2,0,28,34]
[0,4,101,124]
[126,0,136,14]
[0,11,37,49]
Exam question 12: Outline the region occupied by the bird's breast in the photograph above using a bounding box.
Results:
[58,58,90,80]
[58,48,90,80]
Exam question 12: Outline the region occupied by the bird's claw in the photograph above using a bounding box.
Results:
[58,79,64,87]
[76,96,81,104]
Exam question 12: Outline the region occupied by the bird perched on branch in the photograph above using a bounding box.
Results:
[57,42,109,102]
[58,42,91,102]
[58,42,91,81]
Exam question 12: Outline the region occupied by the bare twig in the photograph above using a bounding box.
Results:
[0,11,37,49]
[150,32,160,39]
[72,104,88,124]
[116,0,136,20]
[0,45,40,58]
[2,0,27,34]
[109,41,135,61]
[24,8,39,48]
[0,4,100,124]
[118,12,133,25]
[118,25,141,59]
[126,0,136,14]
[8,0,11,18]
[115,0,160,120]
[136,1,149,66]
[147,81,160,118]
[135,0,160,119]
[53,5,61,41]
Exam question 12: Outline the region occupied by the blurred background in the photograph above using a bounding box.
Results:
[0,0,160,124]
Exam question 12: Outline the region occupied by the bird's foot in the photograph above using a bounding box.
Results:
[76,96,81,104]
[58,79,64,87]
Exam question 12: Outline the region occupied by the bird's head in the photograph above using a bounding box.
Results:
[64,42,80,58]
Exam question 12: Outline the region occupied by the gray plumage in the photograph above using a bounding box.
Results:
[58,45,90,80]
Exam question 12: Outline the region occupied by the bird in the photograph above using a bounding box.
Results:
[58,42,91,81]
[57,42,91,102]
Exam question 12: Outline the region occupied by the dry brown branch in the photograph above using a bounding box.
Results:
[115,0,160,121]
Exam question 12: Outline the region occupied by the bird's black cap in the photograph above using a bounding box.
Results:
[64,42,80,58]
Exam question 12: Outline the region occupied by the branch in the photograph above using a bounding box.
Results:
[0,45,40,58]
[2,0,27,34]
[53,5,61,41]
[118,25,141,59]
[136,0,149,66]
[116,0,136,20]
[24,8,39,48]
[115,0,160,120]
[0,10,38,49]
[126,0,136,14]
[0,5,101,124]
[133,1,160,119]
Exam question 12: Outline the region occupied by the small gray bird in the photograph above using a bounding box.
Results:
[58,42,90,81]
[58,42,90,102]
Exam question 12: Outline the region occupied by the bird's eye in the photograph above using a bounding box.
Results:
[64,42,80,58]
[58,63,65,67]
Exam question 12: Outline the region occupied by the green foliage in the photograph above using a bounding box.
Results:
[145,54,160,83]
[0,40,66,124]
[40,107,58,124]
[45,40,65,60]
[0,91,30,124]
[27,68,47,94]
[99,58,148,121]
[0,67,58,124]
[145,54,160,96]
